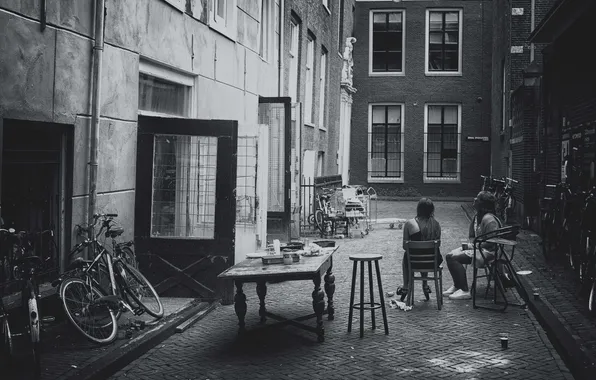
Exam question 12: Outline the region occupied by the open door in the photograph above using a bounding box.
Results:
[259,97,291,243]
[234,123,269,264]
[135,115,237,299]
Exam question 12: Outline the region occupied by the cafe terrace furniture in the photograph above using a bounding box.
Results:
[404,240,444,310]
[217,247,338,343]
[347,254,389,338]
[471,225,527,311]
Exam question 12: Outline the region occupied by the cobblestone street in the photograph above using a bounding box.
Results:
[110,201,572,380]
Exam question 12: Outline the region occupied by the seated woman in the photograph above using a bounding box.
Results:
[443,191,501,300]
[396,198,442,301]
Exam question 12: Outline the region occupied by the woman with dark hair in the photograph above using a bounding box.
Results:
[395,198,442,301]
[443,191,502,300]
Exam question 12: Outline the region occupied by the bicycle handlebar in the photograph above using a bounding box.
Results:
[505,177,519,184]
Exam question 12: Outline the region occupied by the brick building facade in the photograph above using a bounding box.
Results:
[350,0,492,197]
[489,0,558,226]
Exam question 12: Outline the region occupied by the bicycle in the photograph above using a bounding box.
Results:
[500,177,518,224]
[53,213,162,344]
[0,228,55,379]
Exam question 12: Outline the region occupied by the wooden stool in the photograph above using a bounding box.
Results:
[348,254,389,338]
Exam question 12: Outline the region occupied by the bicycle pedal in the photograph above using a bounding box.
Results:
[133,307,146,316]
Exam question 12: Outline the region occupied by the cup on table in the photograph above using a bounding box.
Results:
[283,253,292,265]
[461,239,470,250]
[500,333,509,349]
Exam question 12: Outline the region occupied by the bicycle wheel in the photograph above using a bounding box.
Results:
[590,279,596,314]
[115,262,164,319]
[88,260,123,321]
[314,210,325,234]
[119,246,138,270]
[60,277,117,344]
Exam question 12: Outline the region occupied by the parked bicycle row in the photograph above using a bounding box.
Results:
[540,182,596,314]
[0,213,163,378]
[479,175,518,225]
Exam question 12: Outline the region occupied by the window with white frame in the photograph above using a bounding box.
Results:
[426,9,462,74]
[370,10,405,75]
[289,19,300,103]
[138,61,194,117]
[368,104,404,181]
[210,0,237,39]
[424,104,461,181]
[305,34,315,124]
[259,0,272,60]
[318,49,327,129]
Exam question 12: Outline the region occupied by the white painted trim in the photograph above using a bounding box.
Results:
[424,8,463,76]
[161,0,185,12]
[369,9,406,76]
[423,103,462,183]
[209,0,238,41]
[367,103,405,182]
[139,60,196,87]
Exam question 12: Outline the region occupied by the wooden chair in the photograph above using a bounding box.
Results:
[404,240,443,310]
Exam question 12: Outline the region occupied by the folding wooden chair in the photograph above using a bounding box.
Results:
[404,240,443,310]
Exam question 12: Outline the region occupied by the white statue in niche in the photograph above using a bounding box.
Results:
[341,37,357,86]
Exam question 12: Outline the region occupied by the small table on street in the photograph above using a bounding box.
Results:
[217,247,338,342]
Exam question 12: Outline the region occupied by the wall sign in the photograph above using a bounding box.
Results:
[466,136,489,141]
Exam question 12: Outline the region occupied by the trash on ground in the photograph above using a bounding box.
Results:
[389,299,412,311]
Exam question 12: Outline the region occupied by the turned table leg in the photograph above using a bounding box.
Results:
[234,280,247,335]
[312,276,326,342]
[256,281,267,323]
[324,264,336,321]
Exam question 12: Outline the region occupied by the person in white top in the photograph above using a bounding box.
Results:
[443,191,501,300]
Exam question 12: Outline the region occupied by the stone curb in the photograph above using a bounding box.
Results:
[63,300,217,380]
[460,203,596,380]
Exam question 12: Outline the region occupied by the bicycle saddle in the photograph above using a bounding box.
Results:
[66,257,93,270]
[106,225,124,238]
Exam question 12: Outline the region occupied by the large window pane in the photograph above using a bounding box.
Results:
[427,11,460,72]
[139,74,189,116]
[425,105,460,178]
[151,135,217,239]
[369,105,403,178]
[371,12,403,72]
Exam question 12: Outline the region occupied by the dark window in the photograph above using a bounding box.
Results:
[426,105,459,178]
[372,12,403,73]
[369,105,402,178]
[428,11,460,72]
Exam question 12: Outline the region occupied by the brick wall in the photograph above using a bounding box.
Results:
[350,1,492,198]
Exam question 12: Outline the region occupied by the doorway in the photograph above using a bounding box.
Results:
[0,119,73,287]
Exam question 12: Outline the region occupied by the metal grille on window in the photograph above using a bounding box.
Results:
[151,135,218,239]
[236,137,258,226]
[425,105,460,178]
[369,105,402,178]
[259,103,285,212]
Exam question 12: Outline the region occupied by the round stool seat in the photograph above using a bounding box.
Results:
[349,254,382,261]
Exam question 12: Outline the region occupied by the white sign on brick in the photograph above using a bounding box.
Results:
[511,46,524,54]
[512,8,524,15]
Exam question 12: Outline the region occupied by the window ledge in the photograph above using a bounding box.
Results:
[423,177,461,184]
[323,4,331,15]
[305,122,316,128]
[319,126,327,132]
[369,72,405,77]
[368,177,404,184]
[209,21,236,43]
[425,71,462,77]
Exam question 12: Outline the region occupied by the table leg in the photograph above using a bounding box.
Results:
[256,281,267,323]
[234,280,247,335]
[312,276,326,342]
[324,260,336,321]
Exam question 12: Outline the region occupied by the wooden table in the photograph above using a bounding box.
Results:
[217,247,338,342]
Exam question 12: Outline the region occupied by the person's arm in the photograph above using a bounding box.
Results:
[436,221,442,247]
[402,220,411,251]
[469,217,475,239]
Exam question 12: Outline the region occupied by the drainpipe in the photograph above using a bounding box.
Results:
[88,0,106,242]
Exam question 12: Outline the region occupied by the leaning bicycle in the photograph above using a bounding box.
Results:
[54,213,162,344]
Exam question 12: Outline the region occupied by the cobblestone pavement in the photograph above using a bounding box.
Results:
[111,202,572,380]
